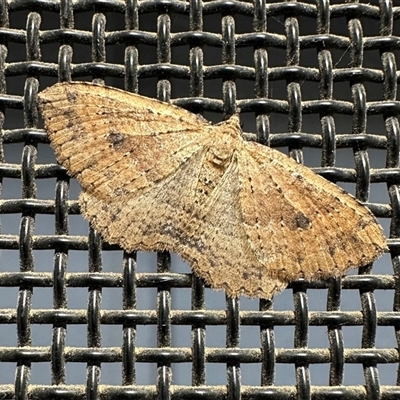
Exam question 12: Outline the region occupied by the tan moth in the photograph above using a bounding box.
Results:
[39,82,387,299]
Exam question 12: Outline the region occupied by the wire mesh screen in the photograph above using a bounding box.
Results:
[0,0,398,398]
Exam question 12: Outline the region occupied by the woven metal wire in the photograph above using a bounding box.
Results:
[0,0,399,399]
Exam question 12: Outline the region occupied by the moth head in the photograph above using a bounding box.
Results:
[216,114,242,137]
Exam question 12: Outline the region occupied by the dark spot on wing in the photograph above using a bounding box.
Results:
[295,212,311,230]
[108,132,126,150]
[349,235,358,243]
[114,187,128,196]
[67,91,78,103]
[293,173,303,181]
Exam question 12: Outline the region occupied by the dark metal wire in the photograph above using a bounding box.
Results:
[0,0,399,398]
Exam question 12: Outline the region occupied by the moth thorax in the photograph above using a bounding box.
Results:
[209,126,239,166]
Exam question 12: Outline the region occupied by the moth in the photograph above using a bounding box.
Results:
[39,82,387,299]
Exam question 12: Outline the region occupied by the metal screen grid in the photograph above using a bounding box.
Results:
[0,0,399,398]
